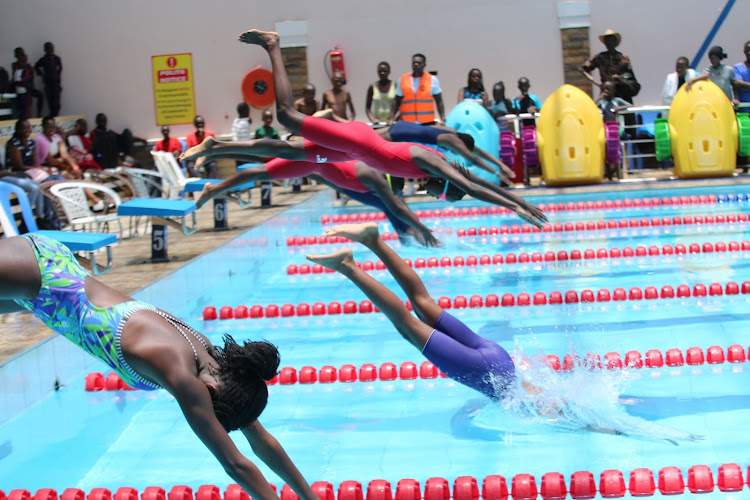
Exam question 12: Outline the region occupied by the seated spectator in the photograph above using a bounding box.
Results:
[596,82,630,180]
[687,46,737,102]
[254,109,280,139]
[2,119,63,227]
[365,62,395,125]
[185,114,216,177]
[35,116,82,178]
[233,102,252,141]
[89,113,122,170]
[662,57,697,106]
[512,77,542,114]
[66,118,102,172]
[321,71,355,122]
[457,68,489,109]
[11,47,34,120]
[733,41,750,106]
[294,83,319,117]
[153,125,183,158]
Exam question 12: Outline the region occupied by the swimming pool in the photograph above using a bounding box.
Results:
[3,183,750,498]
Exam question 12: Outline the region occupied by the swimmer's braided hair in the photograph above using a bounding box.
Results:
[211,334,280,432]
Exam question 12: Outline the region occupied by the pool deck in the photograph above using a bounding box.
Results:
[2,170,750,364]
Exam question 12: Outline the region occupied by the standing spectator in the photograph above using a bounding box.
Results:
[489,81,514,130]
[661,57,697,106]
[294,83,319,116]
[512,77,542,114]
[153,125,183,158]
[11,47,34,120]
[321,71,355,123]
[389,53,445,125]
[580,29,639,104]
[733,41,750,106]
[596,82,630,180]
[457,68,489,109]
[185,115,216,177]
[365,62,396,124]
[686,46,737,102]
[254,109,280,139]
[232,102,252,141]
[34,42,62,117]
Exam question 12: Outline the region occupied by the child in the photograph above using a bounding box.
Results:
[254,109,280,139]
[596,81,629,180]
[294,83,319,116]
[321,71,356,123]
[232,102,251,142]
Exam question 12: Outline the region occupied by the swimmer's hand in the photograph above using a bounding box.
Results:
[515,204,547,229]
[402,228,440,248]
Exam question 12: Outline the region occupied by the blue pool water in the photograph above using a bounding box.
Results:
[3,184,750,497]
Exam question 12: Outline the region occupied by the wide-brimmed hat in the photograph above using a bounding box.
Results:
[599,29,621,47]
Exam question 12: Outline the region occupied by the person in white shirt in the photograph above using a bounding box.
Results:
[662,56,697,105]
[232,102,251,142]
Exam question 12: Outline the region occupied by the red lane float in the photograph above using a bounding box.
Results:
[319,192,738,223]
[87,343,750,390]
[13,465,750,500]
[204,280,750,320]
[287,240,750,273]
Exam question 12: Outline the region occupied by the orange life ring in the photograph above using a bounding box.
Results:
[242,67,275,109]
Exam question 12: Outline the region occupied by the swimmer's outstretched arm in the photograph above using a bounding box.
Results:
[437,134,498,175]
[466,171,545,221]
[242,421,320,500]
[195,164,275,209]
[473,147,515,180]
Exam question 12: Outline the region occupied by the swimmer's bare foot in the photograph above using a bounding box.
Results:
[238,30,279,50]
[195,182,215,210]
[180,137,217,162]
[306,248,354,272]
[325,222,380,246]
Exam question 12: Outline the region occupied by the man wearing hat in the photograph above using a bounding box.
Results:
[686,46,737,102]
[580,29,639,104]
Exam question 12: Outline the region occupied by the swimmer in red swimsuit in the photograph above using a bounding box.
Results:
[181,29,546,229]
[196,158,439,247]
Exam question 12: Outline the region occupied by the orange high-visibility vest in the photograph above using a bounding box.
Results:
[399,72,434,123]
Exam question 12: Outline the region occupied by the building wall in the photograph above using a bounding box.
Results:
[0,0,747,139]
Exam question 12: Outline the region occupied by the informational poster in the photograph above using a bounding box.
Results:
[151,53,195,125]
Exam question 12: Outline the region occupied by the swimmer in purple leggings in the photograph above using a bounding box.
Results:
[0,234,317,500]
[306,222,516,399]
[180,29,546,229]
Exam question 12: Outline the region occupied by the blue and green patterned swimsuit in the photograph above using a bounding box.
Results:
[15,234,162,390]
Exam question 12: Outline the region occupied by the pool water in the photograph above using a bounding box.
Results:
[3,184,750,498]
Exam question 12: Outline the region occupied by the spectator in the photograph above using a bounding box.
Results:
[66,118,102,172]
[2,119,62,228]
[89,113,121,170]
[580,29,639,104]
[321,71,355,122]
[11,47,34,120]
[596,82,630,180]
[389,53,445,125]
[661,57,697,106]
[733,41,750,106]
[294,83,319,116]
[457,68,489,108]
[232,102,252,142]
[254,109,280,139]
[512,77,542,114]
[185,115,216,177]
[687,46,737,102]
[365,62,396,124]
[153,125,183,158]
[34,42,62,117]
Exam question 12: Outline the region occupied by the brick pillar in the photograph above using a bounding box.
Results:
[561,27,592,96]
[281,46,309,100]
[557,1,592,96]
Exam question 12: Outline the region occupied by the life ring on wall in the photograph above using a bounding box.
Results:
[242,67,275,109]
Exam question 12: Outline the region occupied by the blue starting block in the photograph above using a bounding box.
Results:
[183,179,255,230]
[237,163,273,207]
[36,230,118,275]
[118,198,196,262]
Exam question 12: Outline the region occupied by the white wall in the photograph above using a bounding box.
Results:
[1,0,747,140]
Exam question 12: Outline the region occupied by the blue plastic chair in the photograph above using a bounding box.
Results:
[0,180,39,236]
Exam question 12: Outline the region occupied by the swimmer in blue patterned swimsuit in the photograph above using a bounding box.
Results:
[306,223,516,400]
[0,234,318,500]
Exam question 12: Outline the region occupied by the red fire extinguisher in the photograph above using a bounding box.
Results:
[326,46,346,82]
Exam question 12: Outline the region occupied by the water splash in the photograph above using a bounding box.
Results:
[478,348,703,445]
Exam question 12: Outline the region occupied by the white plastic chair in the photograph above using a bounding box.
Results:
[49,181,124,238]
[120,167,173,199]
[151,151,200,199]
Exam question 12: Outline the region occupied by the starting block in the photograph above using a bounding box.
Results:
[117,198,196,262]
